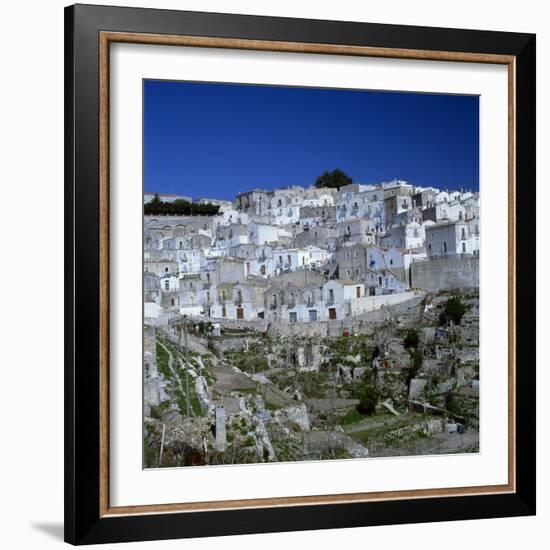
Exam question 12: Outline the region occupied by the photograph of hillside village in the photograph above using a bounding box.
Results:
[142,81,480,468]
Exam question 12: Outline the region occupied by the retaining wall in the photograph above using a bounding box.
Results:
[411,256,479,291]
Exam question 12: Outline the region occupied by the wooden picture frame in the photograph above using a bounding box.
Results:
[65,3,536,545]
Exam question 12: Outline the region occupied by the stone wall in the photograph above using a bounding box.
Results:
[216,292,422,337]
[266,293,424,338]
[411,256,479,291]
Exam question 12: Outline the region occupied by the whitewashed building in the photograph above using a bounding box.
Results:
[425,220,480,257]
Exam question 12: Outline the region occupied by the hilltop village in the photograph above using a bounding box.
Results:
[143,179,480,467]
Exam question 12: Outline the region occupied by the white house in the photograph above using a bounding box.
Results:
[214,208,249,227]
[423,200,466,223]
[215,224,250,248]
[380,221,425,250]
[248,223,280,245]
[323,279,365,320]
[425,220,480,257]
[178,248,206,274]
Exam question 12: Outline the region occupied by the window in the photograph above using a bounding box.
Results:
[206,273,210,283]
[289,312,297,323]
[171,298,175,306]
[462,242,466,253]
[287,255,291,265]
[390,259,394,265]
[222,306,226,317]
[308,310,318,321]
[329,289,334,302]
[443,241,447,253]
[221,290,226,301]
[461,228,466,239]
[164,280,170,291]
[164,266,169,273]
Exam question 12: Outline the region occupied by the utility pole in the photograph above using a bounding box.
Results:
[183,315,191,417]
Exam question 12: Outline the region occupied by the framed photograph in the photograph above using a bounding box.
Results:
[64,4,536,545]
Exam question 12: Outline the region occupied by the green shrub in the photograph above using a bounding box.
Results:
[403,329,419,350]
[441,296,468,325]
[340,408,364,425]
[356,381,379,415]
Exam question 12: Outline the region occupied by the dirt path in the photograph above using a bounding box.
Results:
[157,339,176,376]
[157,339,196,417]
[212,364,256,392]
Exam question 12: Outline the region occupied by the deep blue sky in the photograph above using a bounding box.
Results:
[144,80,479,200]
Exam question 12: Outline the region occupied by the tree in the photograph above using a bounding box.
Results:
[406,349,423,390]
[144,195,220,217]
[403,329,419,350]
[441,296,468,326]
[315,169,353,189]
[355,378,379,415]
